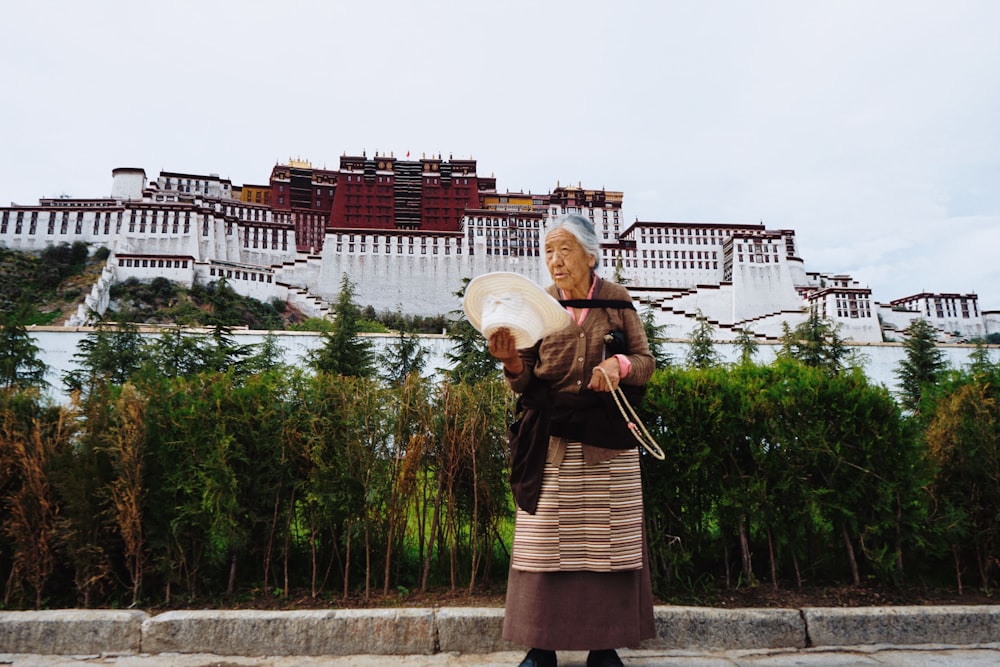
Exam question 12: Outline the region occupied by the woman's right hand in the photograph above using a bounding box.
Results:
[488,328,523,374]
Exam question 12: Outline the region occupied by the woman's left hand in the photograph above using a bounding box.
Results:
[588,357,621,393]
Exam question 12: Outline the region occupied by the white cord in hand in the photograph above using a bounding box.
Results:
[594,366,666,461]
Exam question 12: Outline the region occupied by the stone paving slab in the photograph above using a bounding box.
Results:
[5,647,1000,666]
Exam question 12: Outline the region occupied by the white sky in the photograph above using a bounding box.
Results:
[2,0,998,307]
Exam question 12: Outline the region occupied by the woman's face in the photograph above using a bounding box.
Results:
[544,227,595,299]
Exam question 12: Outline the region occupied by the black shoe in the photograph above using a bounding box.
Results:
[518,648,557,667]
[586,648,624,667]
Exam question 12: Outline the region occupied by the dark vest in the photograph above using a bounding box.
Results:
[507,381,645,514]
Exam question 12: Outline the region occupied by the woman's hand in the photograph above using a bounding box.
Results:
[488,328,523,375]
[588,356,621,393]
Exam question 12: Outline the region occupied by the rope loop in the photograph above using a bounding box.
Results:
[594,366,666,461]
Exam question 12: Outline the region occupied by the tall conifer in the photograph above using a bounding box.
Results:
[308,273,374,377]
[895,318,947,413]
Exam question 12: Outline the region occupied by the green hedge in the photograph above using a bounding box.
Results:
[2,358,999,608]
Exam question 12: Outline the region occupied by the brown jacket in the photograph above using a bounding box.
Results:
[506,277,654,397]
[504,276,655,514]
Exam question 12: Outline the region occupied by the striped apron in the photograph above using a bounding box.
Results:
[511,438,644,573]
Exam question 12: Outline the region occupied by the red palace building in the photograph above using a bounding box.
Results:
[269,153,494,254]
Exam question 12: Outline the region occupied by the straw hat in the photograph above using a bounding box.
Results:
[463,272,572,348]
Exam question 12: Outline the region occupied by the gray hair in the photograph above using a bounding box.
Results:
[546,214,601,268]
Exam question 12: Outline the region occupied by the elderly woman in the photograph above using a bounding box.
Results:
[488,214,656,667]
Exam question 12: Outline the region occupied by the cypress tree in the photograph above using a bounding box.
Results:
[685,311,720,369]
[379,327,429,386]
[734,327,760,366]
[777,308,849,374]
[0,304,48,391]
[895,318,947,413]
[641,305,672,368]
[444,278,499,384]
[308,273,374,377]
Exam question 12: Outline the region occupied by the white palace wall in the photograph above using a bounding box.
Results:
[730,262,804,324]
[115,227,198,259]
[687,285,734,323]
[654,285,732,323]
[110,168,145,200]
[878,304,990,343]
[2,168,996,343]
[0,205,122,252]
[312,236,549,315]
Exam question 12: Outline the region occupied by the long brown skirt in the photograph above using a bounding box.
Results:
[502,441,656,650]
[502,552,656,650]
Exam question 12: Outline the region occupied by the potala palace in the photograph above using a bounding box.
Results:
[1,155,996,344]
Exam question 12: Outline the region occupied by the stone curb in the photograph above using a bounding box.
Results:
[803,605,1000,647]
[436,607,517,654]
[143,609,437,656]
[644,607,805,650]
[1,606,999,656]
[0,610,145,655]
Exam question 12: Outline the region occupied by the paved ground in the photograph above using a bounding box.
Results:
[6,646,1000,666]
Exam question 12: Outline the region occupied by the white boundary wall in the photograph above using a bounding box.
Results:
[26,327,997,406]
